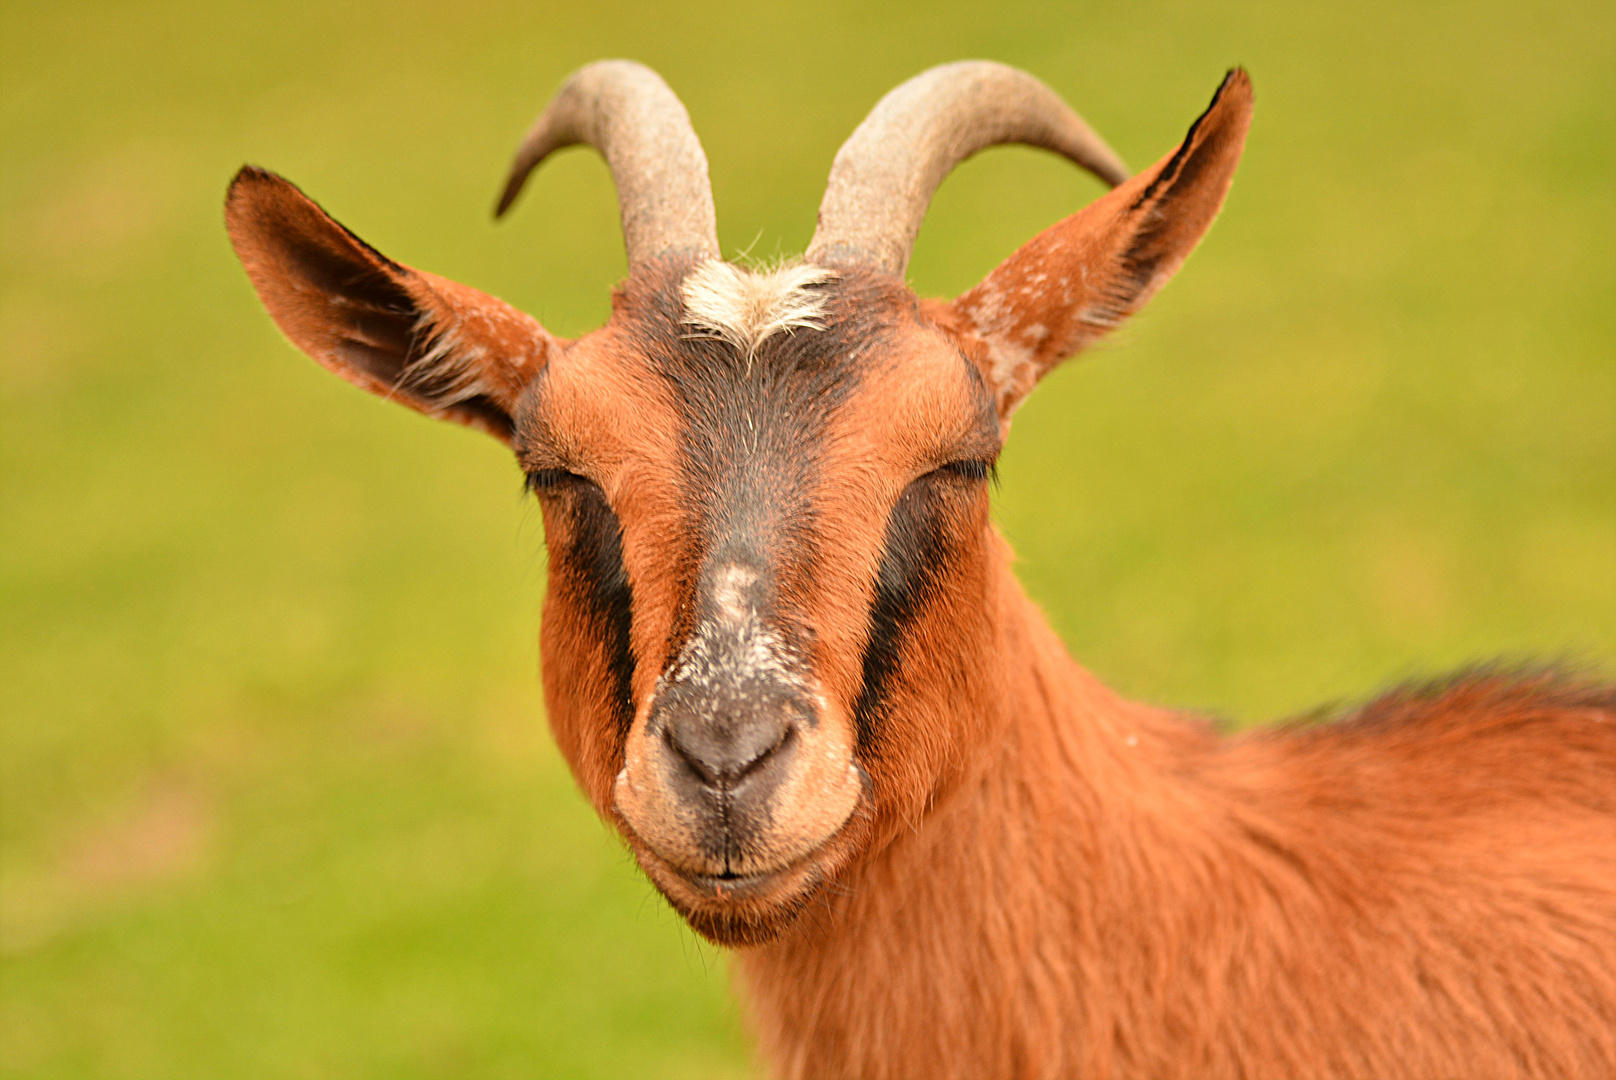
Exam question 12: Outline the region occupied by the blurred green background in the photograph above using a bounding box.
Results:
[2,0,1612,1076]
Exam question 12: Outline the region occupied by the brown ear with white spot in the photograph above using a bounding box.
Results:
[938,69,1253,420]
[225,166,559,443]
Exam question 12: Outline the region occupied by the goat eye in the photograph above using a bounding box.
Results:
[934,459,995,484]
[525,468,589,494]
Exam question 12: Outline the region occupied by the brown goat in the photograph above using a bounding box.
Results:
[226,61,1616,1079]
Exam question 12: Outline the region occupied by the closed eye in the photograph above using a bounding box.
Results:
[525,468,593,495]
[933,459,997,485]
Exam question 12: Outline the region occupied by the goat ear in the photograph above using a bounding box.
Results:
[935,69,1253,421]
[225,166,559,444]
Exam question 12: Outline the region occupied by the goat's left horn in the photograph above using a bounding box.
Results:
[806,61,1129,276]
[495,60,720,266]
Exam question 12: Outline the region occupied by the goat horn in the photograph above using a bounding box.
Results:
[807,61,1130,276]
[495,60,719,266]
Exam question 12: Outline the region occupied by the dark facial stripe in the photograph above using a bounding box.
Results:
[540,476,636,732]
[852,470,974,753]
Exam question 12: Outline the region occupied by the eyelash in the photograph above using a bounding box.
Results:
[524,468,587,494]
[935,459,996,484]
[529,461,993,495]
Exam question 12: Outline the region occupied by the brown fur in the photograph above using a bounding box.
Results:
[226,65,1616,1078]
[739,541,1616,1078]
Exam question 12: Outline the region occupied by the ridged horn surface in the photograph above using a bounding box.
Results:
[496,60,719,265]
[807,61,1129,275]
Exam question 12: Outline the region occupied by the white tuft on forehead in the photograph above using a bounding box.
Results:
[680,259,837,362]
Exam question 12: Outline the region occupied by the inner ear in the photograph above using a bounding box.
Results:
[226,165,559,443]
[282,229,420,380]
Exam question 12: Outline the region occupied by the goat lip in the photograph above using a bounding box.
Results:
[684,868,781,900]
[622,822,839,907]
[648,834,836,910]
[611,814,821,909]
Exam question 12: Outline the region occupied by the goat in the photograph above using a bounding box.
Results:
[225,60,1616,1079]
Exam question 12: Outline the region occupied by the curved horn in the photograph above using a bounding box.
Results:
[495,60,719,266]
[807,61,1130,276]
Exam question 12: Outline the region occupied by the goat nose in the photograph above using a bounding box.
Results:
[664,709,795,789]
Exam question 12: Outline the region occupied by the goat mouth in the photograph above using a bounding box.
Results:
[684,866,783,900]
[660,838,828,904]
[616,803,872,947]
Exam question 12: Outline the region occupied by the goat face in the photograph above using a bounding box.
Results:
[516,260,1003,942]
[226,62,1251,945]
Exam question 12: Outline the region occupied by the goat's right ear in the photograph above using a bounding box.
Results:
[225,166,559,444]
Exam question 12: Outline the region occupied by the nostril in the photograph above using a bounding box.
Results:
[665,720,795,789]
[665,725,720,787]
[742,723,794,779]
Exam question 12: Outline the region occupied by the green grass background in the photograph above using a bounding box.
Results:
[2,0,1612,1075]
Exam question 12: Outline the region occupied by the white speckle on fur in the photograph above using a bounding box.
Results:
[661,563,806,709]
[957,281,1036,399]
[680,258,837,365]
[988,340,1034,396]
[713,564,758,624]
